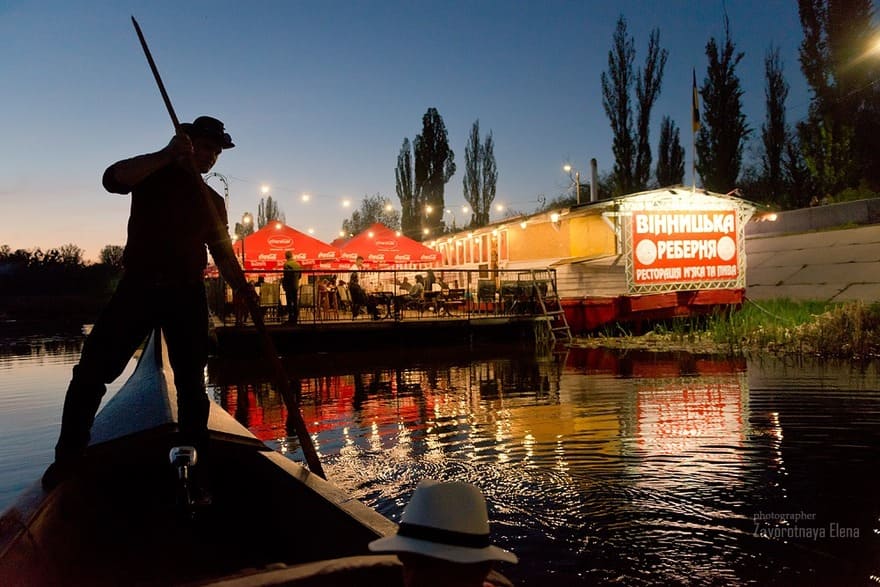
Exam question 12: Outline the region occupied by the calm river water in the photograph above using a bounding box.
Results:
[1,328,878,585]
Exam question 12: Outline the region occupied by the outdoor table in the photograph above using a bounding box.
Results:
[370,291,395,318]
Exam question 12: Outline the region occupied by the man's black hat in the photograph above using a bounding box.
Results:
[180,116,235,149]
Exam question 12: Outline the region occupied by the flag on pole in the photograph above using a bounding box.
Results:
[691,68,700,133]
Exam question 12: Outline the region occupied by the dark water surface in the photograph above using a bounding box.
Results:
[1,331,878,585]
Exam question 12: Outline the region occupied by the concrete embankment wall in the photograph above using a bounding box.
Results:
[745,199,880,303]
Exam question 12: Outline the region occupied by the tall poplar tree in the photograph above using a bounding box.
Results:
[257,196,285,227]
[601,16,636,196]
[761,46,790,205]
[602,16,667,195]
[656,116,685,186]
[463,120,497,228]
[480,132,497,225]
[395,138,416,237]
[695,18,750,192]
[414,108,456,240]
[634,29,668,190]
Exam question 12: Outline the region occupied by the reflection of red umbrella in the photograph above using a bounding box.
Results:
[231,222,342,271]
[339,223,440,268]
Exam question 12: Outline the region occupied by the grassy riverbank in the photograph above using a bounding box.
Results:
[573,299,880,360]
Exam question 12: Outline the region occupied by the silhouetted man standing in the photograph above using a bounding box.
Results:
[42,116,254,490]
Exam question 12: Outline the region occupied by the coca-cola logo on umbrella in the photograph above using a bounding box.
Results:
[267,236,293,249]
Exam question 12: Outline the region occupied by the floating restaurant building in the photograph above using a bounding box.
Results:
[427,187,756,333]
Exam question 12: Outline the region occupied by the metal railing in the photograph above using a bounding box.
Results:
[207,267,561,326]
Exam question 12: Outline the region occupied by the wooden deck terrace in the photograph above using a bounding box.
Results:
[209,312,557,356]
[207,268,565,355]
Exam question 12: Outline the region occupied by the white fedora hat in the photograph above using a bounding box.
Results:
[368,480,518,564]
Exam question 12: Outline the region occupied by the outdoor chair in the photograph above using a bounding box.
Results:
[298,283,316,322]
[259,282,282,322]
[476,280,497,314]
[438,288,465,316]
[400,292,427,318]
[422,291,440,316]
[319,284,339,321]
[337,284,352,312]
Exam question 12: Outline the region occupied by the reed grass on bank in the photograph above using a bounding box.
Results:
[576,299,880,360]
[715,298,880,359]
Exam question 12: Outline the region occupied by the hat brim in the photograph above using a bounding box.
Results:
[368,534,518,565]
[179,123,235,149]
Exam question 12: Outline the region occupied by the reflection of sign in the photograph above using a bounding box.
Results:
[267,235,293,249]
[632,211,738,285]
[636,382,744,455]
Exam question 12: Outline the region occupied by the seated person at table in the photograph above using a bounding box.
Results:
[349,257,379,320]
[394,275,425,319]
[396,275,413,292]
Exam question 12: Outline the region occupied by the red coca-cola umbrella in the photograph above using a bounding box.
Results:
[231,221,342,271]
[338,223,440,268]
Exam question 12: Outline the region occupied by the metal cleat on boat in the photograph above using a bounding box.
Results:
[169,446,210,514]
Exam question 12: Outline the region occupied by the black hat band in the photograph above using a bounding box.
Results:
[397,522,491,549]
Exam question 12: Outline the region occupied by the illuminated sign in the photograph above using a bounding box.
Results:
[632,210,738,286]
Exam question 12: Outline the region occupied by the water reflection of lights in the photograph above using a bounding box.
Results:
[554,434,569,473]
[341,426,355,454]
[209,353,565,476]
[396,421,410,446]
[768,411,787,498]
[311,431,322,457]
[523,432,536,464]
[369,420,381,452]
[389,421,413,461]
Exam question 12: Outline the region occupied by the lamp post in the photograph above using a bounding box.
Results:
[240,211,253,265]
[563,164,581,205]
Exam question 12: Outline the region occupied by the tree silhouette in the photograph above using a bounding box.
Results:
[656,116,685,187]
[463,119,497,228]
[695,18,750,192]
[413,108,456,240]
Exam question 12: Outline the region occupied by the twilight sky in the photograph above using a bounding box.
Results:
[0,0,809,261]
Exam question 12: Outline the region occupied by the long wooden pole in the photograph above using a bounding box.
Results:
[131,16,325,479]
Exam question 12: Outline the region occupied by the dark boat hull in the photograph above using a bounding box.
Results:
[0,331,402,585]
